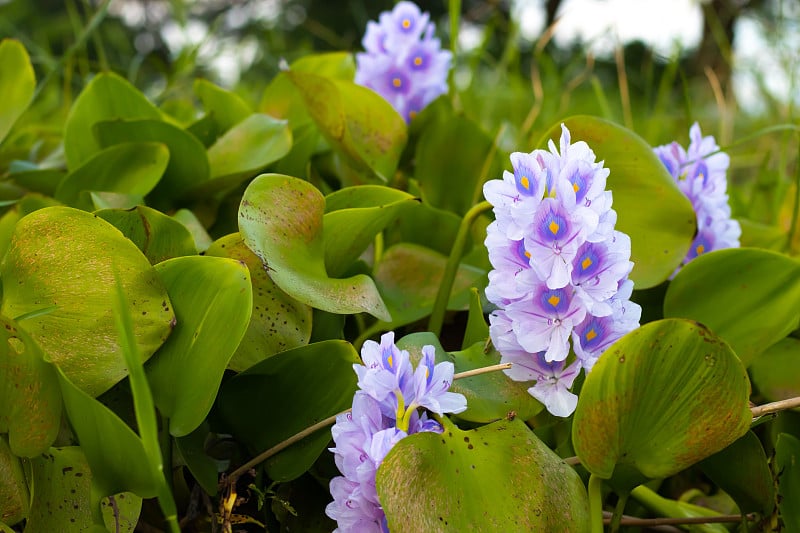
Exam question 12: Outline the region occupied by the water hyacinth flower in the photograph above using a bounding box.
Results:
[355,2,452,122]
[653,123,741,270]
[327,332,467,532]
[484,125,641,417]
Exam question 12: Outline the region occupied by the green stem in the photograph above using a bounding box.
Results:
[609,491,628,533]
[427,200,492,338]
[787,138,800,252]
[588,474,605,533]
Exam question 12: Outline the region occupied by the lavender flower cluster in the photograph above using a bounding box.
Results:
[326,333,467,532]
[483,125,641,418]
[654,123,741,271]
[355,2,451,123]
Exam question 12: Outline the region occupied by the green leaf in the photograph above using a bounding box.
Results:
[377,417,589,531]
[398,333,544,423]
[462,288,489,349]
[172,209,213,252]
[64,73,161,171]
[698,431,774,514]
[776,433,800,532]
[541,116,696,288]
[93,119,210,199]
[189,114,292,198]
[215,340,359,481]
[239,174,390,321]
[205,233,311,371]
[55,142,169,208]
[175,423,218,497]
[384,201,462,256]
[0,436,28,526]
[1,207,175,397]
[0,315,61,457]
[25,447,141,533]
[415,111,504,215]
[0,40,35,144]
[96,205,198,264]
[572,318,752,492]
[146,256,252,437]
[56,368,159,498]
[323,187,417,276]
[664,248,800,366]
[373,243,486,328]
[750,337,800,404]
[286,71,406,181]
[194,78,251,133]
[739,218,787,251]
[260,52,355,129]
[9,168,64,197]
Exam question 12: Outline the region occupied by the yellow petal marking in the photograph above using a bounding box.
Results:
[586,328,597,341]
[414,56,423,66]
[402,18,411,29]
[573,182,580,193]
[547,295,561,308]
[392,77,402,88]
[696,244,705,255]
[581,257,592,270]
[548,220,560,235]
[520,176,530,190]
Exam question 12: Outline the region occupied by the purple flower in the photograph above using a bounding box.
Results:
[355,2,451,122]
[327,332,466,531]
[653,123,741,271]
[483,124,641,417]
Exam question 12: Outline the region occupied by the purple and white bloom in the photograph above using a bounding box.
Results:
[483,124,641,417]
[355,2,452,122]
[653,123,740,271]
[327,332,467,532]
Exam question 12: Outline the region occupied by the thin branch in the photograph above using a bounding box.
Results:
[453,363,511,380]
[751,396,800,418]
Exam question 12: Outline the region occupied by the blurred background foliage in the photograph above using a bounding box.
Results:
[0,0,797,232]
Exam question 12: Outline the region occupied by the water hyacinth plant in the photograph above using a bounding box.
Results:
[484,125,641,417]
[1,1,799,532]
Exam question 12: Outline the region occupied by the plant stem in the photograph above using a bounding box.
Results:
[428,200,492,337]
[609,491,628,533]
[588,474,605,533]
[751,395,800,418]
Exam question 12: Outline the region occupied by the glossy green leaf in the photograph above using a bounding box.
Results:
[215,340,359,481]
[739,218,787,251]
[88,192,144,210]
[415,112,504,216]
[286,70,406,181]
[9,168,64,197]
[205,233,311,371]
[542,116,696,288]
[698,431,774,514]
[750,337,800,404]
[94,118,210,199]
[146,256,252,437]
[260,52,355,129]
[189,113,292,198]
[0,315,61,457]
[776,433,800,532]
[1,207,175,397]
[323,187,417,276]
[194,78,251,133]
[0,437,28,525]
[239,174,390,321]
[374,243,486,328]
[398,333,544,423]
[96,205,198,264]
[172,209,213,252]
[462,288,489,349]
[56,368,159,498]
[25,447,142,533]
[384,201,462,256]
[572,319,752,491]
[175,422,218,496]
[377,417,589,531]
[64,73,161,170]
[0,40,35,144]
[664,248,800,366]
[55,142,168,208]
